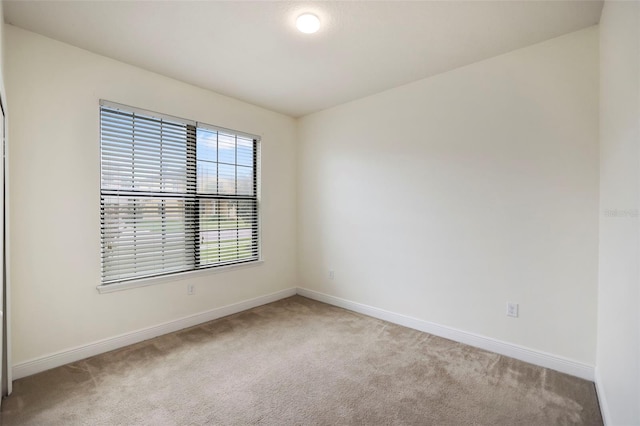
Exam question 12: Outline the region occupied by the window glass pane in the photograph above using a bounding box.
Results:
[237,137,253,167]
[199,199,250,266]
[237,200,256,226]
[218,164,236,195]
[197,161,217,193]
[197,128,217,162]
[199,199,220,265]
[197,198,257,268]
[237,199,257,261]
[237,166,253,195]
[218,133,236,164]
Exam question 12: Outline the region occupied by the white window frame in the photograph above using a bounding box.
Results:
[97,100,262,293]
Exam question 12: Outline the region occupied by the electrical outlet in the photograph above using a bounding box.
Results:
[506,302,518,318]
[187,283,195,295]
[329,270,335,280]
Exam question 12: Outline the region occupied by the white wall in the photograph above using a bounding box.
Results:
[5,25,297,365]
[597,1,640,424]
[298,27,599,365]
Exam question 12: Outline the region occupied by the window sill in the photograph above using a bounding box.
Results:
[96,260,265,294]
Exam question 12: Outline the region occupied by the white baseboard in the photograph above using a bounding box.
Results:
[12,287,297,380]
[12,286,596,384]
[296,288,595,381]
[594,368,611,425]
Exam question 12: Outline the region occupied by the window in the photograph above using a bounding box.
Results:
[100,101,260,285]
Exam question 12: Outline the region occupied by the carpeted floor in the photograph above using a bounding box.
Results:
[1,296,602,425]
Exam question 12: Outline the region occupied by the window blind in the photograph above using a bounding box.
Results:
[100,101,260,285]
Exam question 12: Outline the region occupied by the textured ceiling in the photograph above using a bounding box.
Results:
[4,1,603,117]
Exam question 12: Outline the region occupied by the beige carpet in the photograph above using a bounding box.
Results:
[1,296,602,425]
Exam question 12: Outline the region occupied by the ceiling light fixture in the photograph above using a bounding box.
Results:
[296,13,320,34]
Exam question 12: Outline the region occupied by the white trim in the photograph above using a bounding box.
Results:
[96,260,265,294]
[12,287,296,380]
[296,288,595,381]
[11,286,596,383]
[594,368,611,425]
[100,99,196,126]
[3,85,11,396]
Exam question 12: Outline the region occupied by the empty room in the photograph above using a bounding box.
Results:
[0,0,636,424]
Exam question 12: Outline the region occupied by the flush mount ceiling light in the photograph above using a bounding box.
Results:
[296,13,320,34]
